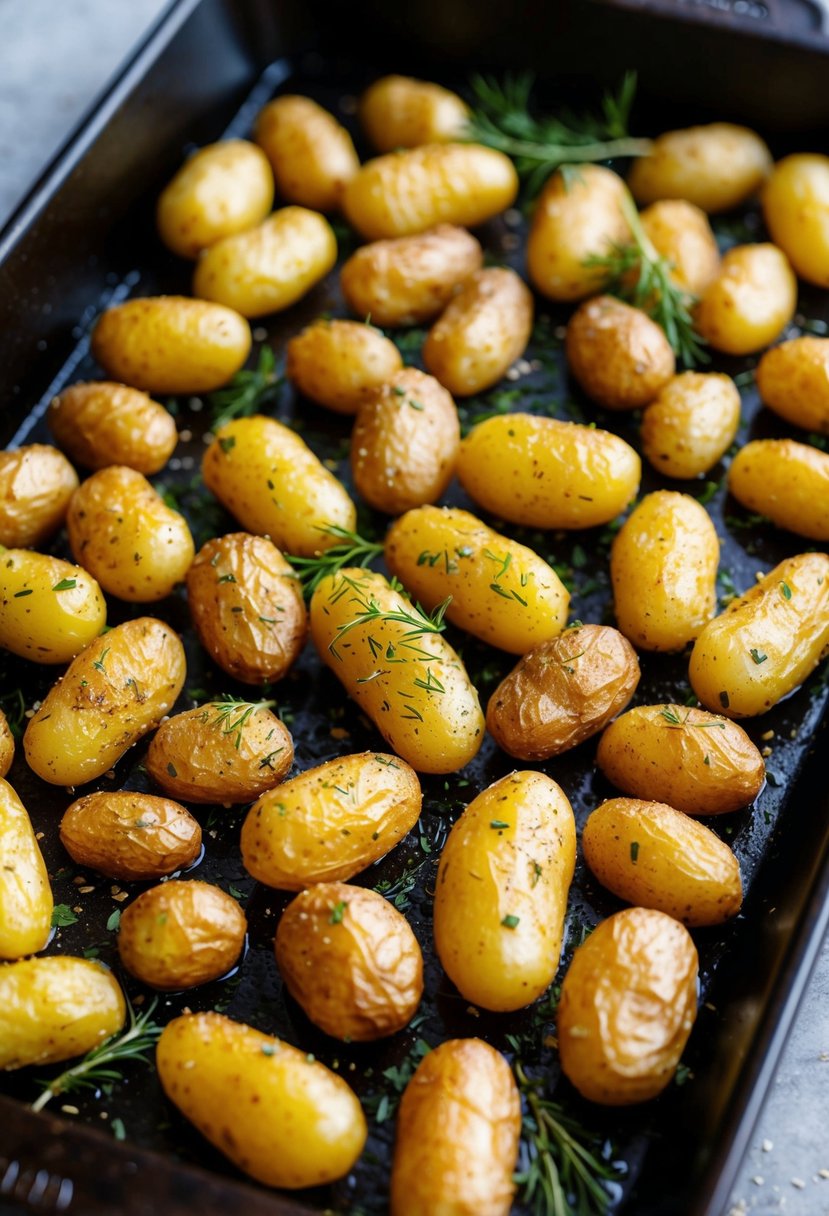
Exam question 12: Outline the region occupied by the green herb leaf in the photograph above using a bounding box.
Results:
[51,904,78,927]
[207,345,282,430]
[106,910,121,932]
[329,900,347,924]
[490,819,510,830]
[630,841,639,863]
[502,914,521,929]
[750,648,768,665]
[780,581,792,601]
[52,578,78,592]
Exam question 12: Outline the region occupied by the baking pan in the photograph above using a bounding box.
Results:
[1,2,828,1214]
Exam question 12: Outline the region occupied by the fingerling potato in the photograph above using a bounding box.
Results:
[756,336,829,433]
[0,778,52,960]
[255,95,359,212]
[60,791,202,880]
[0,711,13,778]
[566,295,675,410]
[629,122,771,212]
[641,372,741,479]
[0,444,78,549]
[639,199,721,297]
[360,75,469,151]
[695,244,796,356]
[286,319,402,415]
[0,549,106,663]
[728,439,829,541]
[48,382,177,474]
[763,153,829,287]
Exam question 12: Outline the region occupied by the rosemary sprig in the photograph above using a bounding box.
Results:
[207,346,282,430]
[31,997,163,1113]
[660,706,726,729]
[326,572,451,661]
[0,687,27,738]
[200,695,277,749]
[287,525,384,599]
[465,72,651,199]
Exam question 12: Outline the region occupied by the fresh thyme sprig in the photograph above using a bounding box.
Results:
[31,998,163,1113]
[327,572,451,661]
[200,695,277,749]
[287,525,385,599]
[207,345,282,430]
[465,72,652,199]
[660,706,726,729]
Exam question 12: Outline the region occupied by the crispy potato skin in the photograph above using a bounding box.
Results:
[275,882,423,1040]
[566,295,676,410]
[763,153,829,287]
[24,617,186,786]
[202,415,356,557]
[157,139,274,258]
[147,701,293,804]
[0,957,125,1071]
[641,372,741,479]
[48,382,177,474]
[583,798,743,927]
[558,907,698,1104]
[689,553,829,717]
[255,95,359,212]
[193,207,337,318]
[611,491,719,652]
[729,439,829,541]
[457,413,641,530]
[118,880,246,990]
[351,369,460,514]
[385,505,569,654]
[757,337,829,433]
[422,268,533,397]
[0,444,78,549]
[486,625,640,760]
[286,319,402,415]
[639,200,721,296]
[527,166,632,302]
[340,225,483,327]
[91,296,251,395]
[68,466,194,602]
[343,143,518,240]
[434,772,576,1012]
[60,791,202,880]
[186,533,307,684]
[695,244,796,356]
[360,75,469,152]
[596,704,765,816]
[241,751,422,889]
[157,1012,367,1188]
[0,711,13,778]
[0,778,52,960]
[390,1039,520,1216]
[629,122,771,213]
[0,549,106,664]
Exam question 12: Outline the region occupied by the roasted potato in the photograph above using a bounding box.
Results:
[639,199,721,297]
[756,336,829,433]
[60,791,202,880]
[486,625,640,760]
[48,381,177,474]
[91,296,251,394]
[0,549,106,664]
[186,533,307,684]
[157,1012,367,1188]
[763,153,829,287]
[434,771,576,1012]
[0,711,13,778]
[351,368,460,514]
[0,444,78,549]
[360,75,469,151]
[566,295,676,410]
[629,122,772,213]
[422,267,533,397]
[695,244,797,356]
[641,371,741,479]
[0,778,52,960]
[596,703,765,815]
[241,751,421,889]
[254,95,359,212]
[24,616,186,786]
[275,882,423,1040]
[390,1039,520,1216]
[729,439,829,541]
[286,319,402,415]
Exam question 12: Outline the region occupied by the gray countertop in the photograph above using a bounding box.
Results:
[0,1,827,1212]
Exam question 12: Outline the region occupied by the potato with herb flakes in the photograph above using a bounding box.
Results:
[360,75,469,152]
[457,413,641,530]
[695,244,796,356]
[285,319,403,415]
[0,710,13,779]
[157,1012,367,1188]
[0,549,106,664]
[241,751,421,889]
[728,439,829,542]
[390,1039,521,1216]
[434,772,575,1012]
[0,444,78,550]
[186,533,307,684]
[486,625,640,760]
[0,957,126,1071]
[60,791,202,880]
[24,617,186,787]
[202,415,356,557]
[48,382,177,475]
[629,122,771,213]
[254,95,359,213]
[689,553,829,717]
[147,699,293,804]
[756,336,829,434]
[762,153,829,287]
[641,371,741,480]
[351,368,460,515]
[596,704,765,816]
[0,778,52,960]
[566,295,675,410]
[557,907,698,1105]
[639,199,721,297]
[275,882,423,1041]
[340,224,483,328]
[422,267,533,397]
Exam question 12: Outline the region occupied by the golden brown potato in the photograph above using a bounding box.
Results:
[639,199,721,297]
[390,1039,521,1216]
[60,791,202,880]
[486,625,640,760]
[186,533,307,683]
[48,381,177,474]
[255,95,359,212]
[147,699,293,804]
[0,778,52,960]
[763,153,829,287]
[340,225,483,328]
[360,75,469,152]
[557,907,698,1105]
[596,703,765,815]
[695,244,797,356]
[275,882,423,1040]
[566,295,676,410]
[285,319,402,414]
[422,268,533,397]
[0,444,78,549]
[756,337,829,433]
[583,798,743,927]
[118,880,246,990]
[729,439,829,541]
[629,122,772,212]
[0,549,106,664]
[641,372,741,479]
[91,296,251,395]
[0,711,13,779]
[351,368,460,514]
